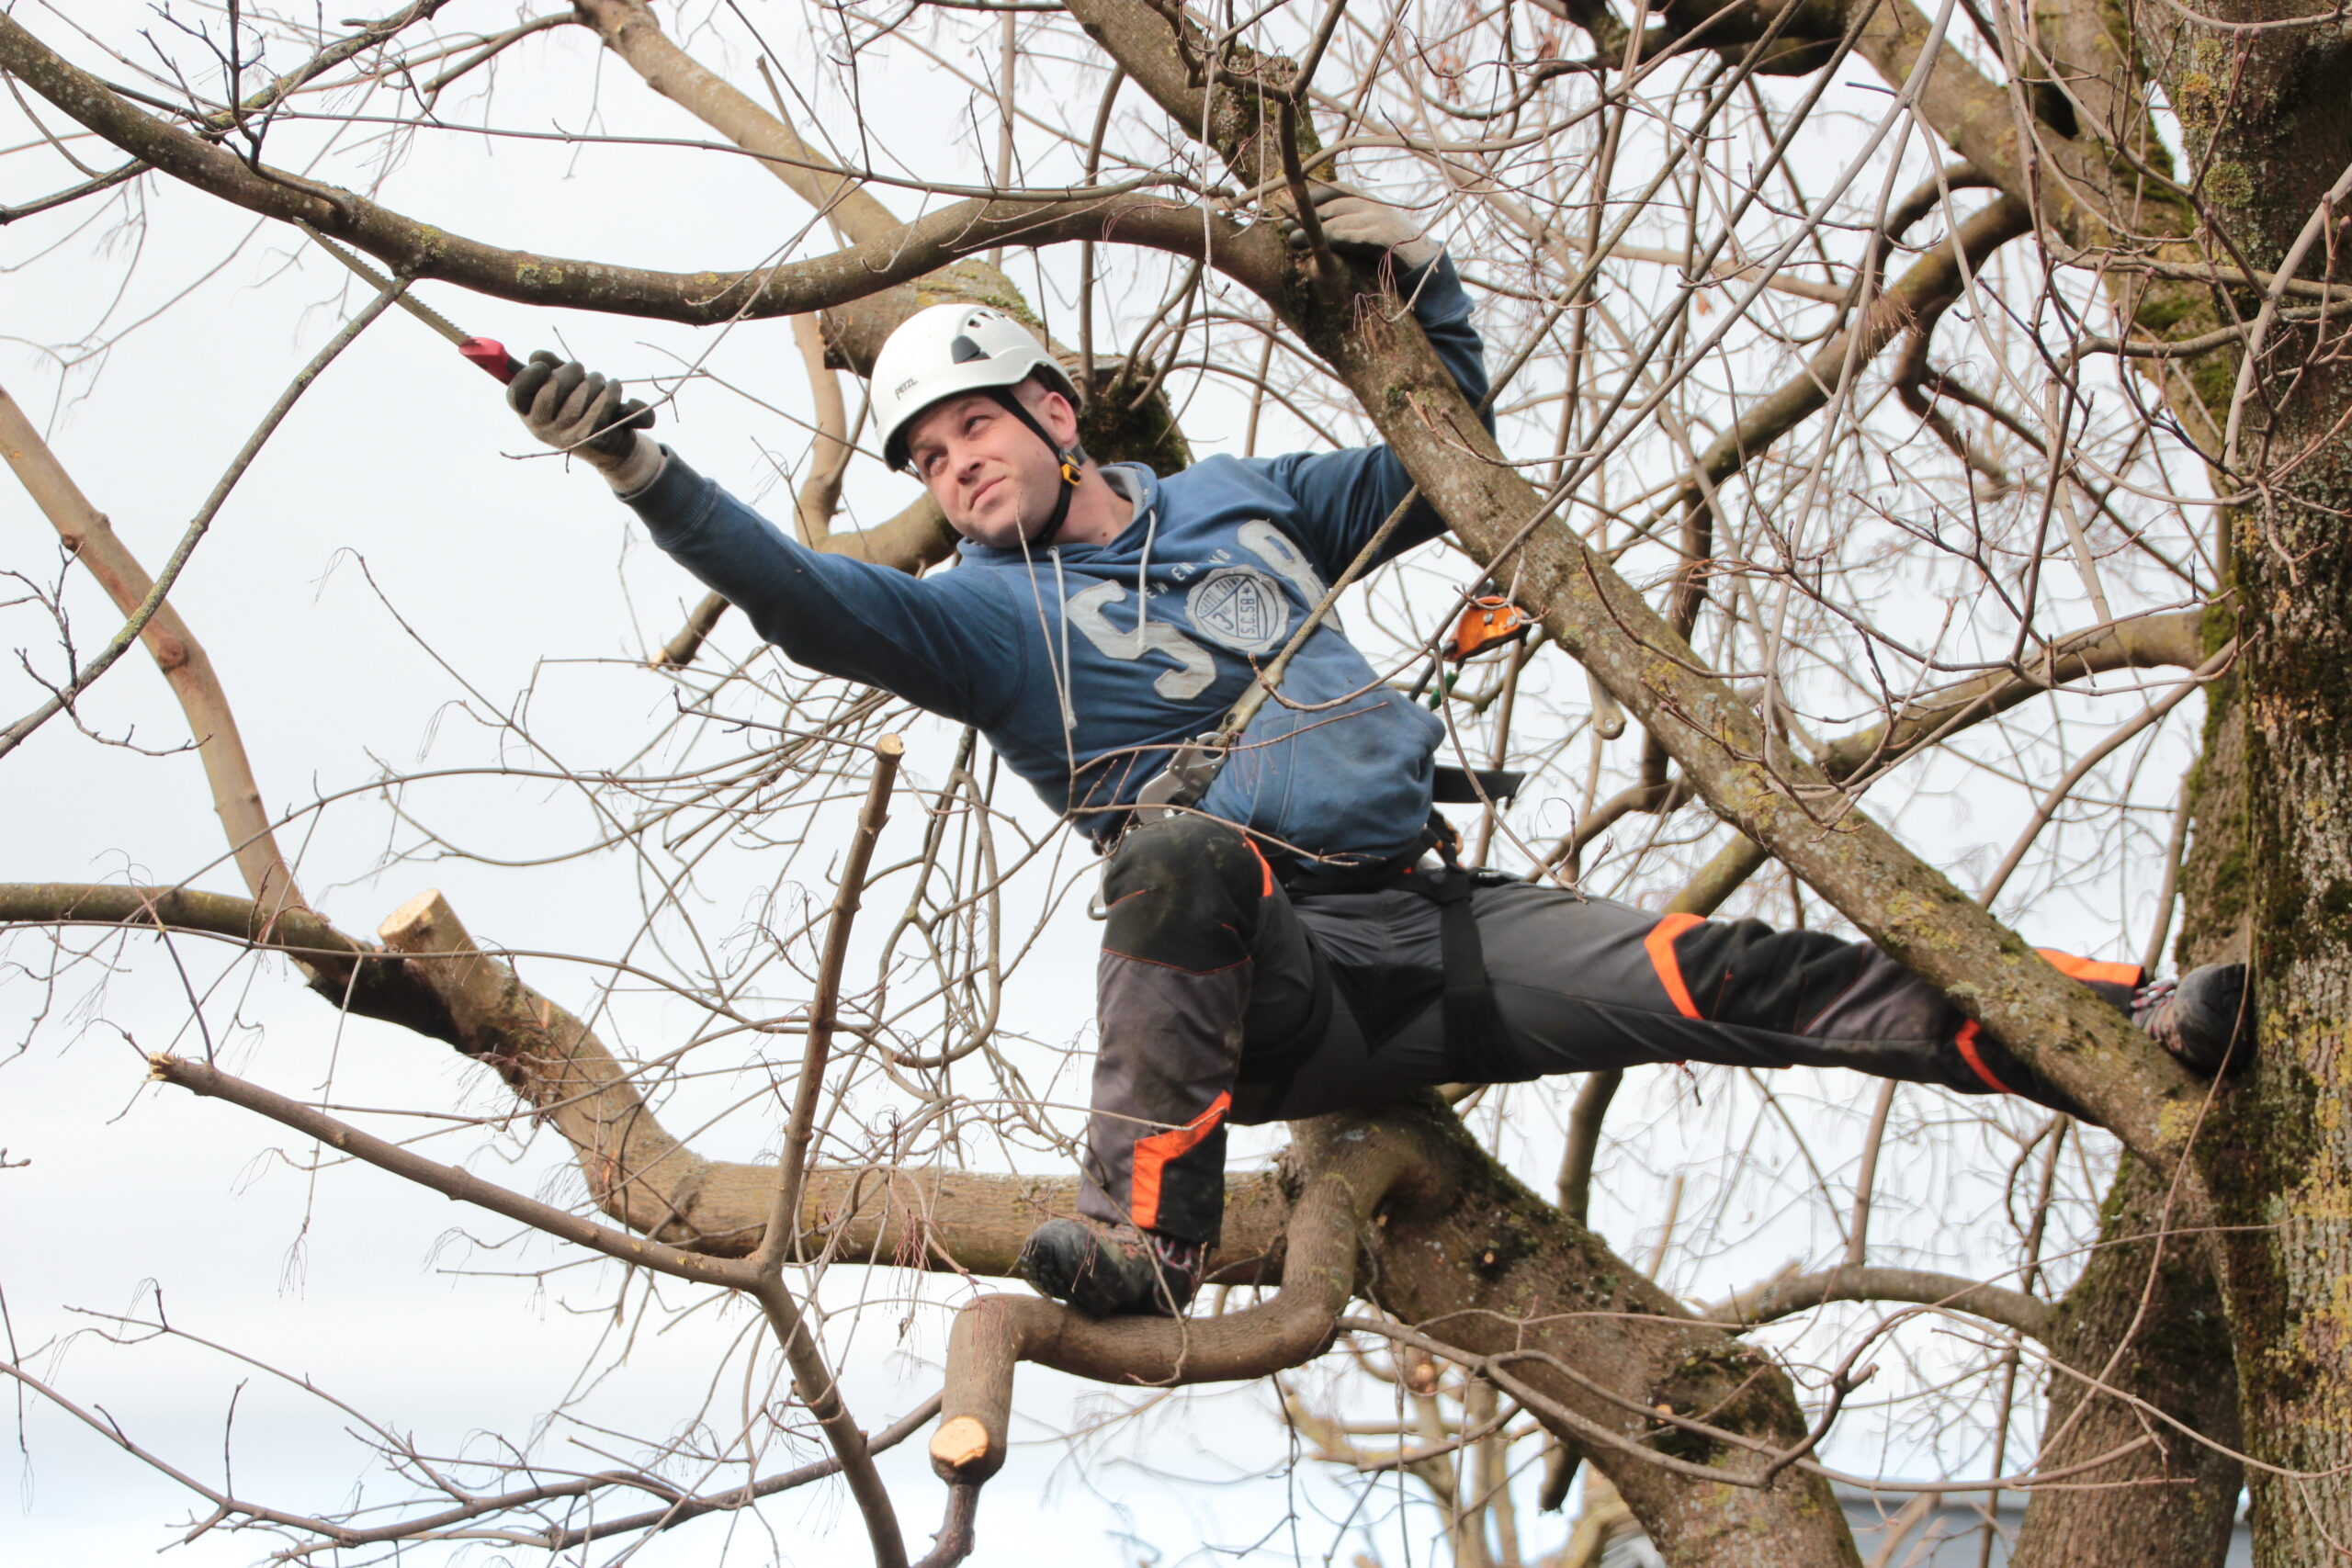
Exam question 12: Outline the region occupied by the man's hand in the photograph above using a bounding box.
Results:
[1280,183,1442,273]
[509,351,664,491]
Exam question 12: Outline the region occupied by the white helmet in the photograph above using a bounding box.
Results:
[871,303,1080,473]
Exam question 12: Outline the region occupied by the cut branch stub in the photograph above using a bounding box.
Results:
[927,1126,1411,1487]
[376,887,705,1235]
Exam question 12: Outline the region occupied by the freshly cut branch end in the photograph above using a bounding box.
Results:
[929,1416,993,1477]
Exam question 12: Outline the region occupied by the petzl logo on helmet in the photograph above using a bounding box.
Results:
[1186,569,1290,655]
[894,378,920,396]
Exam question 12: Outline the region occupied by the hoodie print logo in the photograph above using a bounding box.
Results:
[1237,521,1330,612]
[1186,569,1290,654]
[1064,580,1216,699]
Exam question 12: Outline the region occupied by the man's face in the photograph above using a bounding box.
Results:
[904,387,1069,549]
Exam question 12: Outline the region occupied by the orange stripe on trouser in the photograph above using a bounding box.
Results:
[1129,1091,1231,1232]
[2037,948,2144,990]
[1954,951,2142,1096]
[1951,1019,2017,1095]
[1644,912,1706,1019]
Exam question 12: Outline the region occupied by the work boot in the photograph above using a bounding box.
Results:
[2133,963,2253,1076]
[1016,1218,1206,1317]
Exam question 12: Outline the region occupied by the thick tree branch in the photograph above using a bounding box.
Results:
[0,881,1290,1277]
[0,385,301,909]
[0,13,1275,326]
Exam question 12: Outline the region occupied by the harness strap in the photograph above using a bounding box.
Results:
[988,387,1084,547]
[1417,826,1519,1084]
[1431,764,1525,805]
[1270,812,1521,1086]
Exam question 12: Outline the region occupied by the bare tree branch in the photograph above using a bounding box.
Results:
[0,13,1275,325]
[0,881,1293,1277]
[1716,1266,2054,1339]
[0,384,300,908]
[0,282,402,761]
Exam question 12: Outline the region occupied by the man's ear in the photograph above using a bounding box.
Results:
[1023,379,1083,449]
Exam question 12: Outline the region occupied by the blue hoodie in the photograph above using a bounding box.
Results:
[625,258,1489,863]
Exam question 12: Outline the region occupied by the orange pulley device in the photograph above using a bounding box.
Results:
[1445,595,1535,663]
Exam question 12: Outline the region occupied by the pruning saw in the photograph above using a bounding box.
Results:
[298,222,522,384]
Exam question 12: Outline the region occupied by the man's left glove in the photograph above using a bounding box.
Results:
[1279,182,1442,273]
[508,351,665,493]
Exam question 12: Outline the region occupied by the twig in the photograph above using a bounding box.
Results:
[652,590,730,669]
[759,734,904,1276]
[0,280,402,761]
[1980,646,2232,905]
[749,734,905,1568]
[147,1054,748,1287]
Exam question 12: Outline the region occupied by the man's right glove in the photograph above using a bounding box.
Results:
[509,351,664,493]
[1278,183,1442,274]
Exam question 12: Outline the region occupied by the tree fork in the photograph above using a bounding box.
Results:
[1342,1100,1866,1568]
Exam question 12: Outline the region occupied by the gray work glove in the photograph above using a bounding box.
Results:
[1279,183,1443,273]
[509,351,665,493]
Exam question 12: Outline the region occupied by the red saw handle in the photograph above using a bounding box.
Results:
[458,337,522,383]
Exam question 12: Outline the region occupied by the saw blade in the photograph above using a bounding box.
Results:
[298,222,472,347]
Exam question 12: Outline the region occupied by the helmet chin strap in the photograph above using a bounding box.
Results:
[987,387,1085,547]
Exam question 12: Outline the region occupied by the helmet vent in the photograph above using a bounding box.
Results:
[950,334,989,365]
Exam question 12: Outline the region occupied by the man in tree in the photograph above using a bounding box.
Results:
[506,186,2247,1320]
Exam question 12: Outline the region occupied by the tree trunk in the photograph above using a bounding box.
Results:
[2018,587,2245,1567]
[2154,4,2352,1556]
[2013,1155,2243,1567]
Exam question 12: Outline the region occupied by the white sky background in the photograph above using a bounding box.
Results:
[0,1,2211,1562]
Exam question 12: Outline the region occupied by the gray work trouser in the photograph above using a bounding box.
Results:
[1077,817,2139,1246]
